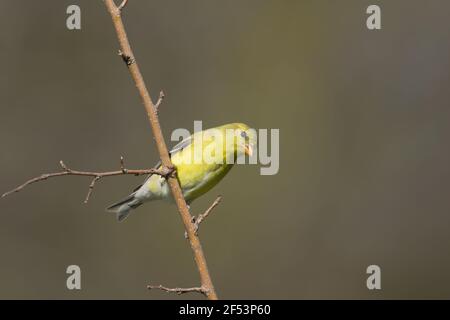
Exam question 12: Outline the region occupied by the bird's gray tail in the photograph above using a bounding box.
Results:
[106,192,143,222]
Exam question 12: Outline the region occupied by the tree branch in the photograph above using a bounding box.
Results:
[185,196,222,238]
[1,157,172,203]
[147,284,206,296]
[194,195,222,232]
[103,0,218,300]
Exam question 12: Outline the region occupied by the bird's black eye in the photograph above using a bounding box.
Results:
[240,131,247,138]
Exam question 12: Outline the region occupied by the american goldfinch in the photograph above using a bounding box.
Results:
[106,123,255,221]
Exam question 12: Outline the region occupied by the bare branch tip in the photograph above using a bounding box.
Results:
[84,176,101,204]
[117,0,129,12]
[186,195,223,237]
[147,284,206,296]
[120,156,127,173]
[154,90,166,113]
[59,160,69,172]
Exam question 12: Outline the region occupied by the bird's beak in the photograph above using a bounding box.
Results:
[244,144,253,157]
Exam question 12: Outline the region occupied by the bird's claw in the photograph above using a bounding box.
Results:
[161,165,176,179]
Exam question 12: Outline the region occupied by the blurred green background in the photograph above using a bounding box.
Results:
[1,0,450,299]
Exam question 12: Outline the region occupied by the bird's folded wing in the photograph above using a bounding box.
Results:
[132,136,193,192]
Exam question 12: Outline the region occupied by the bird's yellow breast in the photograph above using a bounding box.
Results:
[147,132,235,202]
[171,136,232,201]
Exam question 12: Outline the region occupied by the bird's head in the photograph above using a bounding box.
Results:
[224,123,256,158]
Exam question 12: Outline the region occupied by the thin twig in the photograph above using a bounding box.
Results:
[2,157,172,202]
[104,0,218,300]
[147,284,206,296]
[185,195,222,238]
[194,195,222,232]
[120,155,126,173]
[154,90,165,114]
[85,176,101,203]
[117,0,128,11]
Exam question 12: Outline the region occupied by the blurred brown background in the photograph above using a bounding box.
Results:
[1,0,450,299]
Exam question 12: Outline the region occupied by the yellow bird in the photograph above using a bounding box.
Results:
[106,123,256,221]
